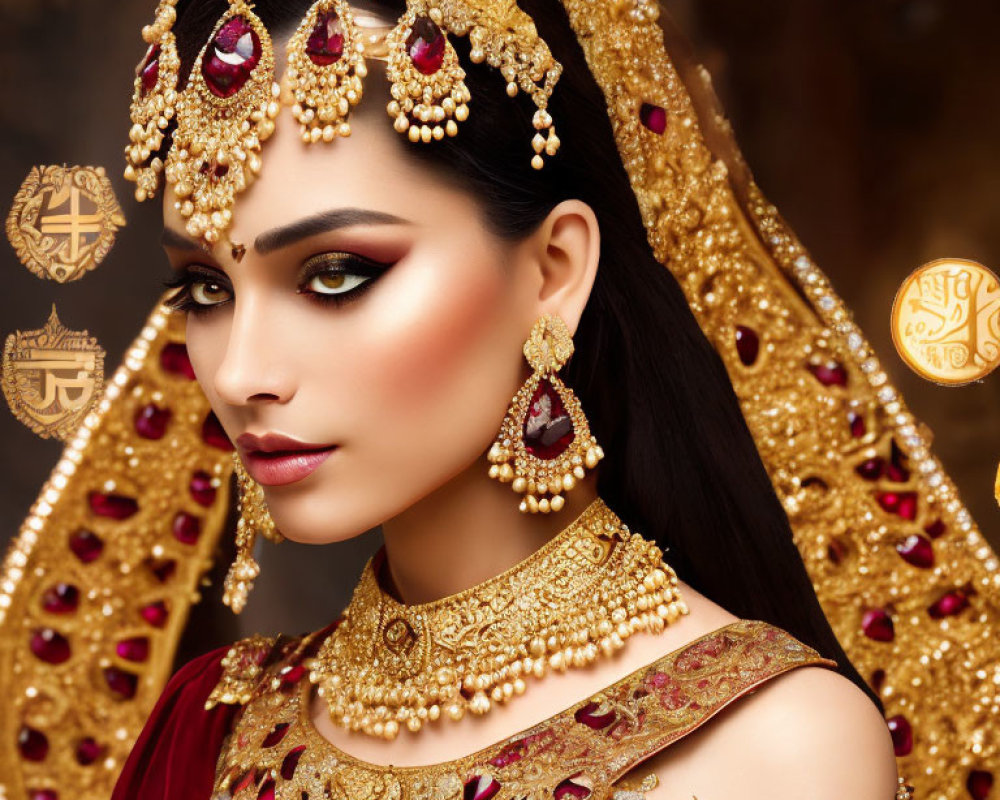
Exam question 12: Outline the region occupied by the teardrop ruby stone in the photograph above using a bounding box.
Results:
[306,10,344,65]
[406,16,445,75]
[876,490,917,521]
[262,722,290,748]
[734,325,759,366]
[281,745,306,779]
[896,534,934,568]
[140,600,169,627]
[18,726,49,761]
[928,589,969,619]
[29,791,57,800]
[138,44,161,95]
[75,737,103,765]
[855,457,884,481]
[202,411,234,450]
[189,471,217,507]
[116,636,150,662]
[160,342,196,379]
[88,491,139,520]
[69,529,104,563]
[861,608,894,642]
[173,512,202,545]
[135,403,171,439]
[523,378,575,460]
[41,583,79,614]
[967,771,994,800]
[847,411,866,438]
[886,715,913,756]
[104,666,139,699]
[924,518,946,539]
[30,628,71,664]
[257,779,276,800]
[639,102,667,135]
[807,362,848,387]
[202,16,262,98]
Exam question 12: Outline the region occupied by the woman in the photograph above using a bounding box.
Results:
[111,0,904,796]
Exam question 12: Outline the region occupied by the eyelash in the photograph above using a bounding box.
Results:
[161,254,387,315]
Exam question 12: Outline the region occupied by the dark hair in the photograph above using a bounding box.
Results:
[169,0,881,711]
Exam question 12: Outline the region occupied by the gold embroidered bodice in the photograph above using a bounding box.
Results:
[204,619,914,799]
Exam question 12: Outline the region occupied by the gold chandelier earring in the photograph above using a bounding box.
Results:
[488,313,604,513]
[286,0,368,142]
[223,452,283,613]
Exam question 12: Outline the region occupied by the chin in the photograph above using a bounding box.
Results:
[263,492,379,545]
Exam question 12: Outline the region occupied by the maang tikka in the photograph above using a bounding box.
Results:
[224,452,283,613]
[488,313,604,512]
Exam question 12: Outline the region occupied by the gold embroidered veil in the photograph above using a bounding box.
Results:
[1,1,998,798]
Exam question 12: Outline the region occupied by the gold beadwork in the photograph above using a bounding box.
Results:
[488,314,604,514]
[223,452,282,614]
[307,497,688,740]
[286,0,368,143]
[164,0,279,247]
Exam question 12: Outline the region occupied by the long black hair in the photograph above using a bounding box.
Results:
[167,0,882,711]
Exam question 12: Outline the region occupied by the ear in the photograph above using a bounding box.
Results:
[525,199,600,336]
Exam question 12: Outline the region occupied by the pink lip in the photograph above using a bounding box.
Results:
[236,432,338,487]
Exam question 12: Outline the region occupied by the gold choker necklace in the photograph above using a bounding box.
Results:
[306,497,689,740]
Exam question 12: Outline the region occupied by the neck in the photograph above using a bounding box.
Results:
[379,452,600,605]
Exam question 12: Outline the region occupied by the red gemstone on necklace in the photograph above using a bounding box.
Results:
[104,666,139,699]
[75,737,103,765]
[138,44,161,95]
[41,583,79,614]
[463,776,501,800]
[896,533,934,568]
[116,636,150,662]
[173,512,202,545]
[639,102,667,135]
[406,16,445,75]
[88,491,139,520]
[69,529,104,563]
[30,628,71,663]
[523,378,575,460]
[202,16,262,98]
[861,608,894,642]
[281,745,306,779]
[886,714,912,756]
[262,722,290,748]
[18,726,49,761]
[189,471,217,507]
[160,342,196,379]
[140,600,169,627]
[257,779,276,800]
[554,778,592,799]
[135,403,171,439]
[306,10,344,65]
[202,411,234,450]
[734,325,759,366]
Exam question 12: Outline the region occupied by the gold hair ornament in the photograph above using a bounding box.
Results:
[124,0,181,202]
[487,313,604,513]
[164,0,280,246]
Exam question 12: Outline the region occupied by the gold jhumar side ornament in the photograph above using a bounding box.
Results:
[2,305,105,440]
[6,165,125,283]
[308,497,688,740]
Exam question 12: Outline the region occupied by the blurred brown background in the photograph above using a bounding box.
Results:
[1,0,998,656]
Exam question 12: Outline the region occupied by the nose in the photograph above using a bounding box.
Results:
[211,291,296,407]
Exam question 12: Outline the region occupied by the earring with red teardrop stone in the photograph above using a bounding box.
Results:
[487,314,604,513]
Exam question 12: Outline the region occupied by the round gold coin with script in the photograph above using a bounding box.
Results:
[891,258,1000,386]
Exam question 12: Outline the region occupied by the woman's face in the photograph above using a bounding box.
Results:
[161,55,543,544]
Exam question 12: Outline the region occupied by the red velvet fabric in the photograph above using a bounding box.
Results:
[111,644,240,800]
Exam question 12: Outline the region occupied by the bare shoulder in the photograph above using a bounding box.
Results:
[635,664,899,800]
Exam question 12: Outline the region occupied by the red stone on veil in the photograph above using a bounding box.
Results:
[41,583,79,614]
[30,628,71,664]
[173,512,202,545]
[116,637,150,662]
[886,714,913,756]
[807,361,848,387]
[104,666,139,699]
[407,16,446,75]
[202,17,262,98]
[29,792,57,800]
[88,491,139,520]
[861,608,894,642]
[69,529,104,563]
[189,471,217,507]
[160,342,196,379]
[202,411,234,451]
[523,378,575,460]
[138,44,160,95]
[639,102,667,135]
[306,10,345,65]
[18,726,49,761]
[734,325,759,366]
[135,403,171,439]
[895,533,934,568]
[967,770,994,800]
[139,600,169,627]
[75,737,104,765]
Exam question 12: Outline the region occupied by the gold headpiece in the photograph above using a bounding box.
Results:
[123,0,562,246]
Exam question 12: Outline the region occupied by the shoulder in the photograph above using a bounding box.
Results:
[639,661,898,799]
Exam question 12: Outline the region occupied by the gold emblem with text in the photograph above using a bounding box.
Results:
[891,258,1000,385]
[2,306,105,440]
[6,164,125,283]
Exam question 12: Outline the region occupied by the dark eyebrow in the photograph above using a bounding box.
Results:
[253,208,412,255]
[161,226,211,254]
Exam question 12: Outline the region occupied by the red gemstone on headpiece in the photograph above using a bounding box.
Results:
[173,512,202,545]
[116,636,150,662]
[41,583,80,614]
[138,44,161,95]
[18,726,49,761]
[639,102,667,134]
[928,589,969,619]
[307,10,345,65]
[861,608,894,642]
[896,533,934,568]
[160,342,196,379]
[135,403,171,439]
[886,714,913,756]
[75,737,104,765]
[280,745,306,779]
[406,16,445,75]
[69,529,104,563]
[262,722,290,748]
[189,471,217,507]
[924,518,946,539]
[967,770,994,800]
[807,361,848,386]
[202,411,234,450]
[876,490,917,520]
[855,457,884,481]
[523,378,575,460]
[202,16,262,98]
[847,410,865,438]
[30,628,71,664]
[88,491,139,520]
[104,666,139,699]
[734,325,759,366]
[140,600,169,627]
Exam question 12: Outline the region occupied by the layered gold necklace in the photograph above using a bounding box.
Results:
[306,497,689,740]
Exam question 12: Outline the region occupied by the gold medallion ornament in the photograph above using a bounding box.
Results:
[307,497,689,740]
[164,0,280,246]
[124,0,181,202]
[5,165,125,283]
[890,258,1000,386]
[487,314,604,513]
[2,305,105,440]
